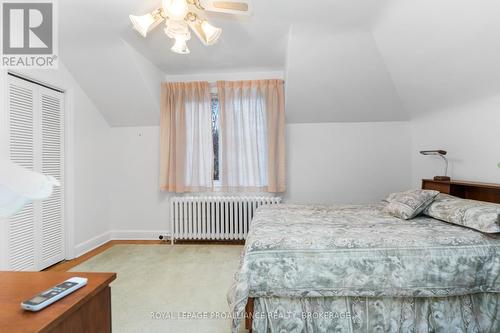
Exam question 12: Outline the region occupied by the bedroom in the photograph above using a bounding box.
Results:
[0,0,499,332]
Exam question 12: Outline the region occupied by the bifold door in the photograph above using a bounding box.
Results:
[4,75,65,271]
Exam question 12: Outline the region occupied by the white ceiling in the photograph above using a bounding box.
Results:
[57,0,500,126]
[285,28,407,123]
[373,0,500,116]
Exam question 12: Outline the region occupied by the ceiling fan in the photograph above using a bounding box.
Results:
[129,0,251,54]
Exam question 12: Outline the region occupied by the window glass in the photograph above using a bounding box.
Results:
[211,94,220,181]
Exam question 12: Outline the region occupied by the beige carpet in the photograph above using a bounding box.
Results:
[70,244,245,333]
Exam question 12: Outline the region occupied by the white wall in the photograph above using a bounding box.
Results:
[107,126,170,239]
[165,71,285,83]
[286,121,412,204]
[13,64,112,257]
[411,94,500,187]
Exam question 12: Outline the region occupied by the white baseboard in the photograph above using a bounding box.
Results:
[72,230,170,259]
[74,231,111,258]
[109,229,170,240]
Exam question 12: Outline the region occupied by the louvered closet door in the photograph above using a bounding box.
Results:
[7,77,37,271]
[5,76,65,271]
[39,87,65,268]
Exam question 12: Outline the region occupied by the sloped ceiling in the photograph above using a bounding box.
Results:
[372,0,500,117]
[285,28,407,123]
[58,0,500,126]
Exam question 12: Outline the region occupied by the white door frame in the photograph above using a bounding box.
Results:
[63,83,76,259]
[0,70,9,269]
[0,69,76,262]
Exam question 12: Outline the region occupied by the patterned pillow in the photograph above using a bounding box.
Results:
[424,194,500,233]
[383,189,440,220]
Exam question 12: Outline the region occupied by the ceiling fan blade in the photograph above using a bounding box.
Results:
[199,0,251,15]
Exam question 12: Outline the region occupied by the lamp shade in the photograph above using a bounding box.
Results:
[201,21,222,45]
[0,159,60,218]
[419,150,450,181]
[171,37,190,54]
[129,11,163,37]
[188,19,222,46]
[420,150,447,156]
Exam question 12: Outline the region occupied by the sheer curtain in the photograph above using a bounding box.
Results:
[217,79,285,192]
[159,82,213,192]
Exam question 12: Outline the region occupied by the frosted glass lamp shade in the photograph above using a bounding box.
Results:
[171,37,190,54]
[201,21,222,45]
[0,159,60,218]
[129,12,163,37]
[188,19,222,46]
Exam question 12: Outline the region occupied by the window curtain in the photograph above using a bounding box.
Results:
[159,82,213,193]
[217,79,286,192]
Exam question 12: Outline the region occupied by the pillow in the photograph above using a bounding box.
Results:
[383,189,440,220]
[424,193,500,233]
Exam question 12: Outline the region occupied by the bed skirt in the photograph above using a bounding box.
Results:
[251,293,500,333]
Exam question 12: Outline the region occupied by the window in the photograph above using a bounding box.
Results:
[159,80,285,193]
[211,93,220,182]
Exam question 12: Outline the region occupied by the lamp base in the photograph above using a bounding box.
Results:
[433,176,451,182]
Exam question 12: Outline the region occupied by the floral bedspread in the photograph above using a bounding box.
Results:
[227,203,500,331]
[252,294,500,333]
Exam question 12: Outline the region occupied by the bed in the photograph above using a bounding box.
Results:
[228,181,500,332]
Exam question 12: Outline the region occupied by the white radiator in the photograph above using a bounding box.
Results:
[170,196,281,243]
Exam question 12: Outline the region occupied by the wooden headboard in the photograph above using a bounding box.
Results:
[422,179,500,204]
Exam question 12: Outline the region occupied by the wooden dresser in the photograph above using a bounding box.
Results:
[422,179,500,204]
[0,271,116,333]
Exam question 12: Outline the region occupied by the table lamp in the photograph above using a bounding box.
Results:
[420,150,450,182]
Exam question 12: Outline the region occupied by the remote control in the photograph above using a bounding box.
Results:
[21,277,88,312]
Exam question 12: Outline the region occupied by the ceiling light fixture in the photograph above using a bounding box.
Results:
[129,9,165,38]
[129,0,251,54]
